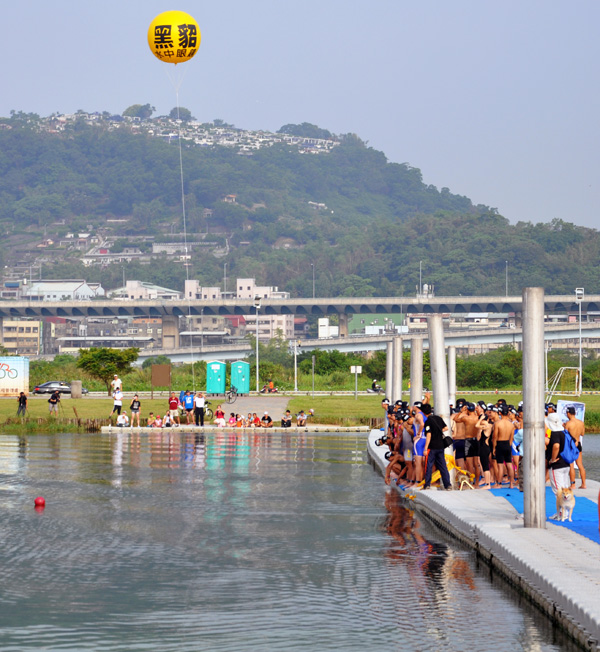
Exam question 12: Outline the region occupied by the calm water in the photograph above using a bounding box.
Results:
[0,431,586,651]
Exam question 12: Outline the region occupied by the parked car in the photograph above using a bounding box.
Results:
[33,381,89,395]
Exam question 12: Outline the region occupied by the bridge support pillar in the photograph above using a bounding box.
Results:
[522,287,546,529]
[385,341,393,399]
[338,313,348,338]
[162,315,180,349]
[409,338,423,406]
[392,336,403,403]
[447,345,456,410]
[427,315,450,428]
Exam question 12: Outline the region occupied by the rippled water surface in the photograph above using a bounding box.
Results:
[0,431,579,651]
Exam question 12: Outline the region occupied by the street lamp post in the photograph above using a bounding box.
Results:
[311,263,315,299]
[254,295,261,392]
[223,262,227,296]
[293,340,298,392]
[576,288,584,395]
[505,261,508,297]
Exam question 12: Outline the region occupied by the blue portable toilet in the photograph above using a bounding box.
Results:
[206,360,226,395]
[230,360,250,395]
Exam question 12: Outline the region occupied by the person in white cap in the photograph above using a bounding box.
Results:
[546,412,571,498]
[111,374,122,392]
[260,411,273,428]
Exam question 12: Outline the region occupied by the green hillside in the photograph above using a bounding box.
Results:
[0,114,598,296]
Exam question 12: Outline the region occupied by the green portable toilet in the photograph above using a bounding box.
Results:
[206,360,226,395]
[230,360,250,395]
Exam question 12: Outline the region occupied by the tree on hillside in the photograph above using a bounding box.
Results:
[122,104,155,119]
[76,347,139,395]
[278,123,333,139]
[169,107,194,122]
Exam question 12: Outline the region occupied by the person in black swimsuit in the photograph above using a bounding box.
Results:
[475,413,493,488]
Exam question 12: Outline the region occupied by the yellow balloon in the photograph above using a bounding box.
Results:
[147,10,201,65]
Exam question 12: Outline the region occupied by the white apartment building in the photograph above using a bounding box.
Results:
[110,280,182,301]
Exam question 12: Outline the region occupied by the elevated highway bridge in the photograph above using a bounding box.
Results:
[2,294,598,319]
[3,294,598,359]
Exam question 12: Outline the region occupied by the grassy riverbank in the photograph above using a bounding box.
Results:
[2,392,600,432]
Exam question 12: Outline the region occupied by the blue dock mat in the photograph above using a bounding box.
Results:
[491,486,600,544]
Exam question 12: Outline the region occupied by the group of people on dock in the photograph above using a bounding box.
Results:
[380,394,586,494]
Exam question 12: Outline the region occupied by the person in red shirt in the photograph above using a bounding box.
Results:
[167,392,181,427]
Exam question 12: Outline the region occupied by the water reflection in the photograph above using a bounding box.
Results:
[0,432,583,651]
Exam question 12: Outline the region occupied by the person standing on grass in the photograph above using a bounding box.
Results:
[129,394,141,427]
[110,388,123,419]
[194,391,205,427]
[48,389,61,416]
[168,392,181,427]
[17,392,27,417]
[182,390,194,424]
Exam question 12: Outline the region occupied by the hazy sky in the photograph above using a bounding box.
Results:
[3,1,599,228]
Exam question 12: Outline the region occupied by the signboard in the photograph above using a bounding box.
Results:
[0,357,29,397]
[556,400,585,423]
[350,366,362,374]
[151,364,171,398]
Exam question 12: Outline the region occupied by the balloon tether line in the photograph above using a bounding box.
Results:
[171,72,196,393]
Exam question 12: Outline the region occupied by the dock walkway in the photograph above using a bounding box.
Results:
[367,429,600,649]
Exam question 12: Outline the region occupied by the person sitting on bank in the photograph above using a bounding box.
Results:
[281,410,292,428]
[261,411,273,428]
[147,412,156,427]
[252,412,261,427]
[297,410,307,427]
[116,410,129,427]
[213,405,226,427]
[154,414,163,428]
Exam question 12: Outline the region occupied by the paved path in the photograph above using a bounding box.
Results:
[207,395,290,421]
[368,430,600,649]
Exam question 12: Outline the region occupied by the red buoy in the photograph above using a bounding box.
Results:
[34,496,46,508]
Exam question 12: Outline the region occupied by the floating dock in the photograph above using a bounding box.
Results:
[367,429,600,649]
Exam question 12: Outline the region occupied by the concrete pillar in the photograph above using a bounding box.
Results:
[409,338,423,406]
[427,315,450,427]
[385,341,393,399]
[338,313,348,338]
[447,346,456,409]
[392,336,403,403]
[162,315,180,349]
[522,287,546,529]
[70,380,82,399]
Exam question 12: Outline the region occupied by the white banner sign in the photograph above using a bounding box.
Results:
[0,357,29,397]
